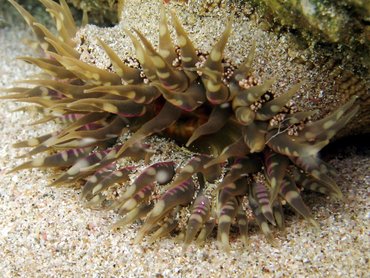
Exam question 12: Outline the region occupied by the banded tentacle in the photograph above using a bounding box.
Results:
[2,0,360,251]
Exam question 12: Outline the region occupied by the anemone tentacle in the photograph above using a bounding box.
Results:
[3,0,360,251]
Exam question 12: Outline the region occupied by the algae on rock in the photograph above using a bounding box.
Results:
[247,0,370,70]
[66,0,124,26]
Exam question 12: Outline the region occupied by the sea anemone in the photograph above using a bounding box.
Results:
[3,0,359,251]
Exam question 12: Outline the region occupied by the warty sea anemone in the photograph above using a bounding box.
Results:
[2,0,360,251]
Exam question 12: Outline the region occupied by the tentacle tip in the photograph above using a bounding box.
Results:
[6,168,18,174]
[147,236,157,244]
[308,218,320,231]
[203,162,212,169]
[182,243,190,253]
[332,191,344,201]
[269,238,280,249]
[264,233,274,244]
[351,95,359,101]
[219,242,231,253]
[203,159,222,169]
[134,231,146,244]
[80,192,88,201]
[240,236,249,247]
[269,219,277,227]
[46,182,55,187]
[185,138,194,148]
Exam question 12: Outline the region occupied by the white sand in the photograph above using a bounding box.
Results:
[0,2,369,277]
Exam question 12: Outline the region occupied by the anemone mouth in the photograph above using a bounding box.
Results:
[3,0,361,251]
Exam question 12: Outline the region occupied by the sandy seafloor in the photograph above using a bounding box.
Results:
[0,7,369,278]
